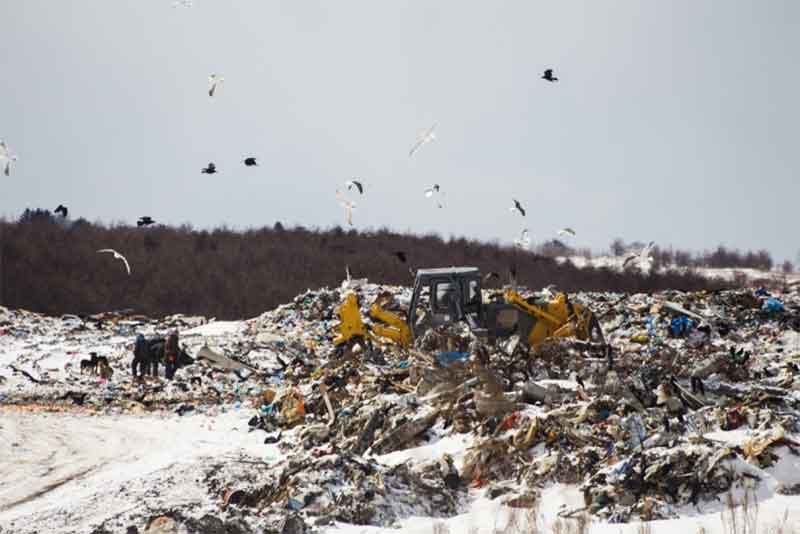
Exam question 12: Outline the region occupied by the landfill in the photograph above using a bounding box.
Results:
[2,281,800,533]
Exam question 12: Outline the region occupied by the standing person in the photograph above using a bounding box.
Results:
[164,329,179,380]
[132,333,148,377]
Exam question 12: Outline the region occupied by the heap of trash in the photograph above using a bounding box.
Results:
[2,281,800,533]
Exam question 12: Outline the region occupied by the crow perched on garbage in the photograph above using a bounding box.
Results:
[243,157,258,167]
[55,204,68,217]
[201,162,217,174]
[542,68,558,82]
[575,375,585,390]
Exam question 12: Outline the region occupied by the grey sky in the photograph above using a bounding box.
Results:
[2,1,798,262]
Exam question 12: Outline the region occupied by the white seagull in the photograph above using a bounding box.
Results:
[514,228,531,249]
[97,249,131,275]
[424,184,440,198]
[208,74,223,97]
[335,190,356,226]
[623,241,656,273]
[172,0,192,7]
[558,228,576,238]
[424,184,444,208]
[0,141,18,176]
[409,124,436,157]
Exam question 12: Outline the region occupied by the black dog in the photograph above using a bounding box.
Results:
[132,337,193,378]
[80,353,99,374]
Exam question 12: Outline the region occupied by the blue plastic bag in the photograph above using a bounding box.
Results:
[763,298,785,313]
[436,352,470,367]
[670,316,694,337]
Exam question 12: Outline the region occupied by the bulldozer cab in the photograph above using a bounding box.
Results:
[408,267,485,338]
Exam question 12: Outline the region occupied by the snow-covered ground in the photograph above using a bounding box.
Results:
[0,409,276,532]
[3,410,799,534]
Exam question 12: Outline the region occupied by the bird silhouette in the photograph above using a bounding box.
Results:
[54,204,68,218]
[409,124,437,157]
[208,74,223,97]
[243,157,258,167]
[542,69,558,82]
[510,199,526,217]
[0,141,18,176]
[335,190,356,226]
[393,251,407,263]
[137,216,155,227]
[558,228,576,238]
[424,184,440,197]
[514,228,531,249]
[346,180,364,195]
[97,249,131,275]
[201,162,217,174]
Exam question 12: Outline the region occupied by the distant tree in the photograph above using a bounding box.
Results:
[610,238,626,257]
[18,208,55,224]
[538,239,571,258]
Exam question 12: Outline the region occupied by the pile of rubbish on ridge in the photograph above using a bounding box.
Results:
[3,275,800,530]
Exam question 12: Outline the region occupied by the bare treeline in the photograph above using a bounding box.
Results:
[1,210,728,319]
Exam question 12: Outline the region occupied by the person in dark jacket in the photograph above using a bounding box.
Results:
[132,334,149,377]
[164,329,179,380]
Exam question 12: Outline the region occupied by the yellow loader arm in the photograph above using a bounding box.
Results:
[333,293,370,346]
[504,289,599,347]
[368,303,412,348]
[333,292,412,348]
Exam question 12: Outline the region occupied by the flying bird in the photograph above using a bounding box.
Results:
[243,157,258,167]
[558,228,576,238]
[137,216,155,227]
[208,74,223,97]
[201,162,217,174]
[409,124,436,157]
[623,241,656,273]
[54,205,68,218]
[346,180,364,195]
[510,199,526,217]
[424,184,441,198]
[393,251,407,263]
[542,69,558,82]
[335,190,356,226]
[0,141,18,176]
[172,0,192,6]
[97,249,131,275]
[514,228,531,249]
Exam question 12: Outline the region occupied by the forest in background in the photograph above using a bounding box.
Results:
[0,209,742,319]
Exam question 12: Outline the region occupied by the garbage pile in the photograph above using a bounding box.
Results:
[2,282,800,531]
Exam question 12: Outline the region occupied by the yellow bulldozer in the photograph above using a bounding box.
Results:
[333,266,604,351]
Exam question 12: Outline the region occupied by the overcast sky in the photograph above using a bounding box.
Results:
[2,1,798,262]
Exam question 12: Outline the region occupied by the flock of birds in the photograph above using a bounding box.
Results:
[2,7,657,279]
